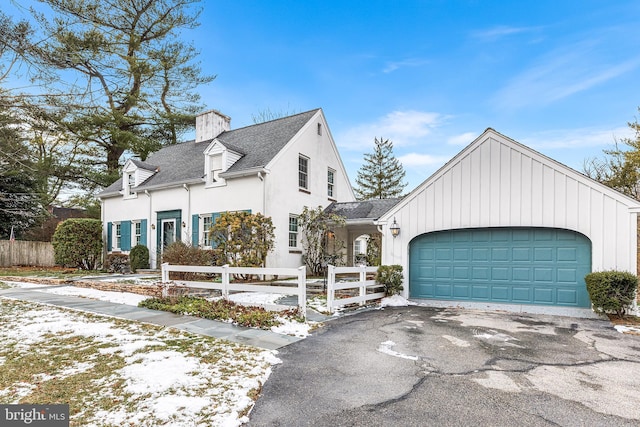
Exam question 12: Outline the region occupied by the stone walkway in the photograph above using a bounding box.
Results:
[0,286,306,350]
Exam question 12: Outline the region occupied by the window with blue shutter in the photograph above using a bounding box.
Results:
[140,219,147,246]
[121,221,132,251]
[107,222,112,252]
[192,214,199,247]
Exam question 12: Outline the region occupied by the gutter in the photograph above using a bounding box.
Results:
[220,167,269,179]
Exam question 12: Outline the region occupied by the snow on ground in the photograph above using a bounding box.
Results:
[0,297,279,426]
[380,294,413,307]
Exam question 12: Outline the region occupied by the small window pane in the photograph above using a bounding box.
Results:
[289,216,298,248]
[298,156,308,189]
[328,169,335,198]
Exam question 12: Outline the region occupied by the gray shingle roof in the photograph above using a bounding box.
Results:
[130,159,157,171]
[325,198,402,221]
[99,109,320,197]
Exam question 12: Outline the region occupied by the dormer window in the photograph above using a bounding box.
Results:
[127,173,135,193]
[203,140,244,188]
[210,153,223,183]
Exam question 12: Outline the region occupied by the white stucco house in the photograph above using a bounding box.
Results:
[374,128,640,312]
[98,108,355,269]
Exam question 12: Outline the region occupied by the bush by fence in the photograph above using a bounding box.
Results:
[0,240,55,267]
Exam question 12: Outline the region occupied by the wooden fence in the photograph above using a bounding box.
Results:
[161,263,307,318]
[326,265,385,313]
[0,240,55,267]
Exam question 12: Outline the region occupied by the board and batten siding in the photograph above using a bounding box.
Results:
[381,130,640,287]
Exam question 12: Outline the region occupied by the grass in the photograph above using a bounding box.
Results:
[0,299,273,426]
[139,295,303,328]
[0,267,104,279]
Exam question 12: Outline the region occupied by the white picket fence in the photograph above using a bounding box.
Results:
[161,263,306,317]
[326,265,385,313]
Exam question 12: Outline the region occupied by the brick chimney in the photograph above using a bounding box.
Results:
[195,110,231,142]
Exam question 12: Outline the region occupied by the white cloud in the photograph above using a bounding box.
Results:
[336,110,447,150]
[472,25,540,41]
[493,40,640,109]
[383,58,429,73]
[398,152,451,167]
[519,126,633,150]
[447,132,477,146]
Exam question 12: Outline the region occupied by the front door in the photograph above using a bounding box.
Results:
[161,219,176,253]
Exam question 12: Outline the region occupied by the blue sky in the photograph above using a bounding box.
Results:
[7,1,640,192]
[191,0,640,191]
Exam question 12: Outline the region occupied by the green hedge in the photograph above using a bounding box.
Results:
[52,218,102,270]
[129,245,150,272]
[585,271,638,318]
[376,265,404,296]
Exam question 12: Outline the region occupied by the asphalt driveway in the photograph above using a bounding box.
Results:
[249,305,640,426]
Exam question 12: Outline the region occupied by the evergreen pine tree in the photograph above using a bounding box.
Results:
[354,137,407,200]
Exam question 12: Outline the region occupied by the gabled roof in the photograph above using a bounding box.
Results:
[129,159,157,171]
[325,198,402,222]
[99,109,320,197]
[379,128,640,221]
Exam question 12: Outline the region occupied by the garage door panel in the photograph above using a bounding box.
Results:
[472,285,490,299]
[491,286,509,301]
[534,268,553,282]
[435,283,452,298]
[410,227,591,307]
[534,288,554,303]
[512,287,531,302]
[491,267,509,280]
[557,289,577,304]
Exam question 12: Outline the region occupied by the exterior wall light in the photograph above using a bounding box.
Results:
[390,218,400,238]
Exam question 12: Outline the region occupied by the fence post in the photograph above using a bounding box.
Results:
[161,263,169,283]
[327,265,335,313]
[222,264,230,300]
[359,265,366,306]
[298,266,307,319]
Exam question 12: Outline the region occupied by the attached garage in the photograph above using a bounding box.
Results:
[409,227,591,307]
[378,128,640,314]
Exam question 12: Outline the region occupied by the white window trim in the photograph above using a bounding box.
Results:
[200,214,213,248]
[206,152,227,188]
[288,215,299,248]
[328,168,335,199]
[133,220,141,247]
[298,155,309,191]
[124,172,137,199]
[113,222,122,251]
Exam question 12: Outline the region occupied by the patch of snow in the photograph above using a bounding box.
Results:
[43,286,149,306]
[228,292,285,306]
[442,335,470,347]
[380,294,412,307]
[377,340,419,361]
[614,324,640,334]
[270,317,312,337]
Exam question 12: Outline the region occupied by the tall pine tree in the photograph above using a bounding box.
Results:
[354,137,407,200]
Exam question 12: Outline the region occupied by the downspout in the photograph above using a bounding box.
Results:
[258,172,266,215]
[183,184,190,243]
[100,198,105,268]
[145,190,153,268]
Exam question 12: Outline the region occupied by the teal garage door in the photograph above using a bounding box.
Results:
[409,228,592,307]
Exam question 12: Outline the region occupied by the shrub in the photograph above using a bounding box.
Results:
[138,296,291,328]
[51,218,102,270]
[106,253,129,273]
[129,245,150,272]
[376,264,404,296]
[162,241,218,280]
[585,271,638,318]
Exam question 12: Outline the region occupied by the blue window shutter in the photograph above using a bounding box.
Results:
[107,222,112,252]
[192,214,199,247]
[121,221,132,251]
[211,212,221,248]
[140,219,147,246]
